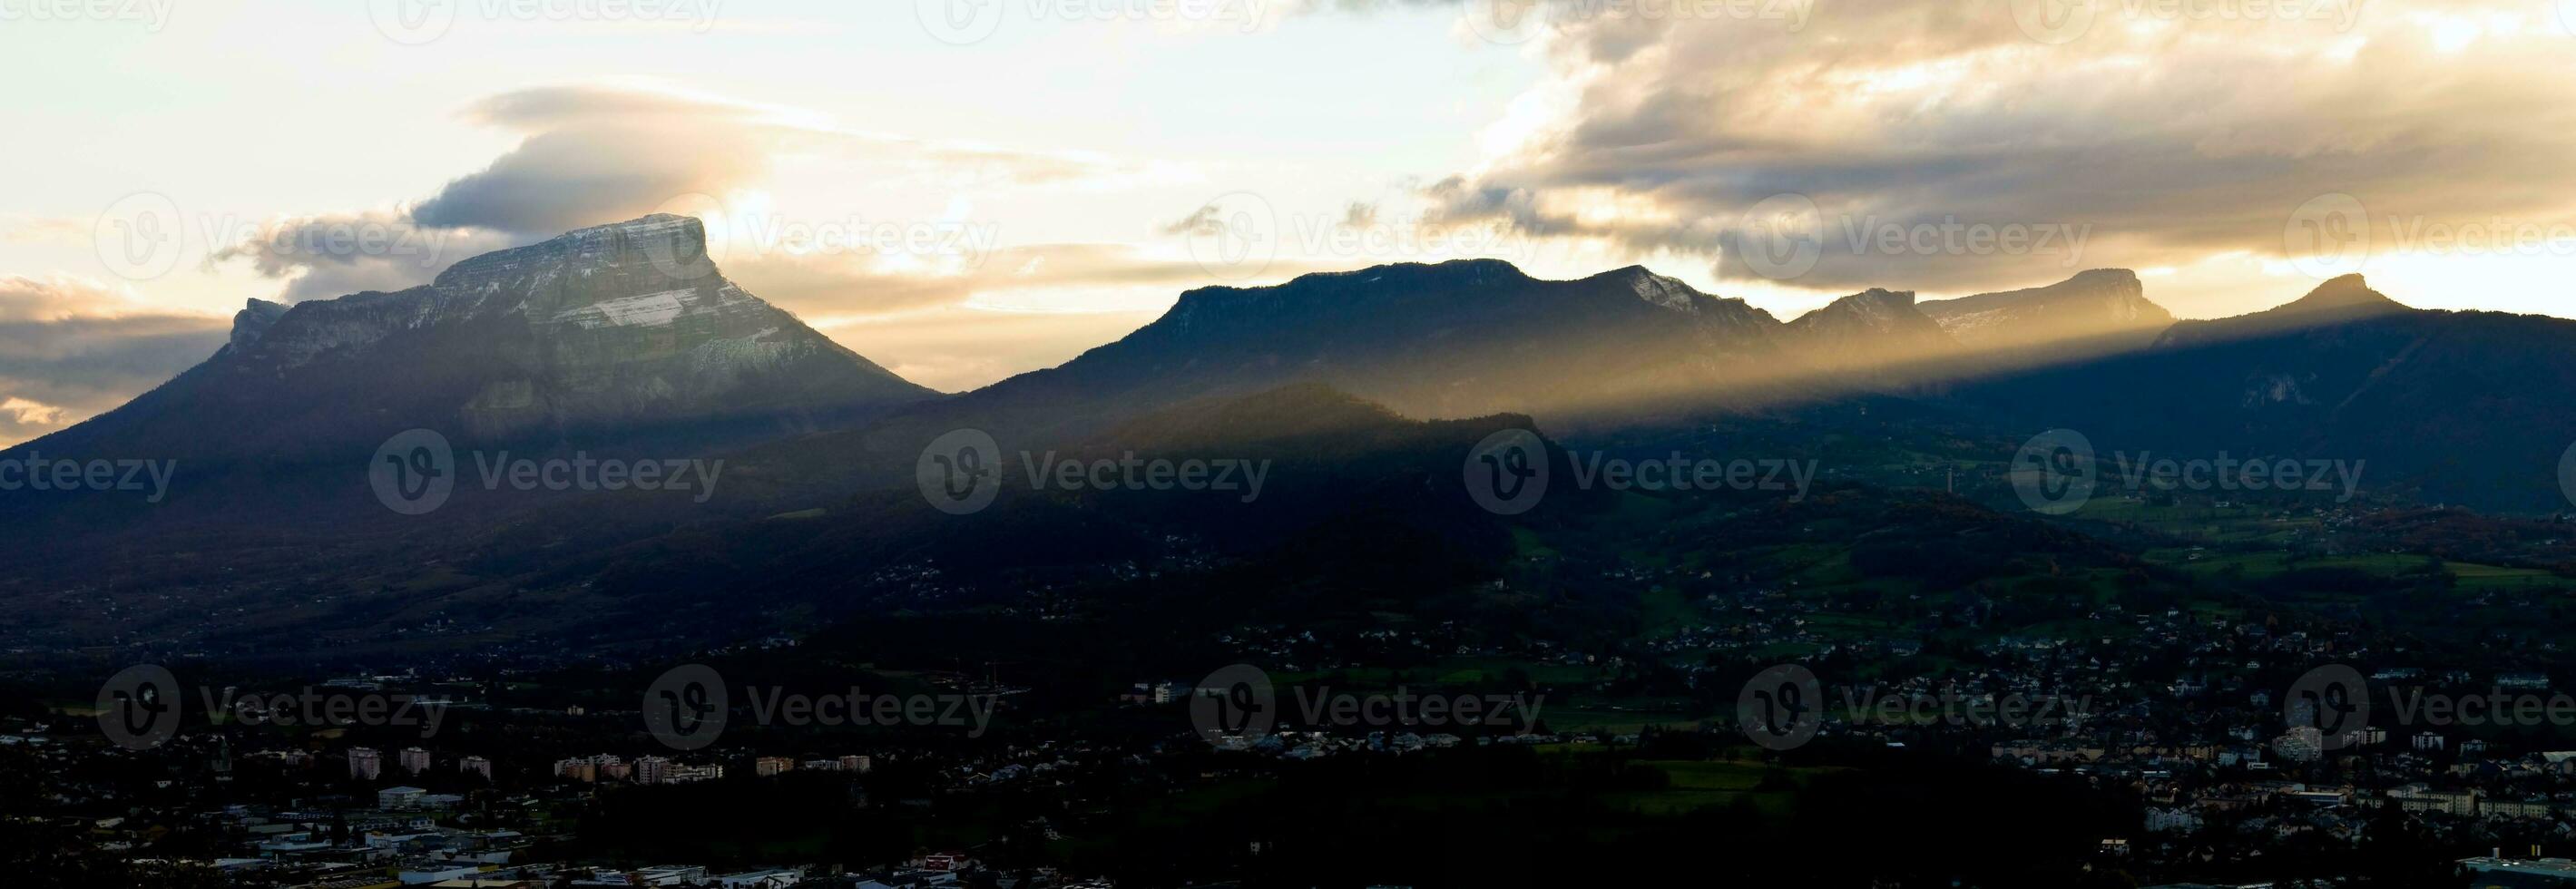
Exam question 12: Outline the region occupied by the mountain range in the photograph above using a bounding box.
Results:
[14,211,2576,530]
[11,211,2576,656]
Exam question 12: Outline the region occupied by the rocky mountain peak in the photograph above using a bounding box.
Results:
[1794,288,1924,327]
[20,214,931,461]
[2277,273,2408,316]
[1585,265,1708,312]
[229,298,289,350]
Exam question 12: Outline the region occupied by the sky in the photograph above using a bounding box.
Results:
[4,0,2575,445]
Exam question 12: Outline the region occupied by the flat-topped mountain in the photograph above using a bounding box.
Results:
[14,215,934,464]
[933,259,1791,436]
[1920,269,2174,352]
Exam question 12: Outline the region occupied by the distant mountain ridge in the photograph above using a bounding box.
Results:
[912,262,2189,444]
[29,218,2576,520]
[1919,269,2173,351]
[1953,275,2576,510]
[916,259,1793,439]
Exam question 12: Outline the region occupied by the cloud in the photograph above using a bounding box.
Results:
[0,215,87,245]
[0,276,227,446]
[732,242,1317,320]
[214,83,1172,309]
[1389,1,2576,294]
[409,89,777,235]
[204,210,519,303]
[413,83,1155,236]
